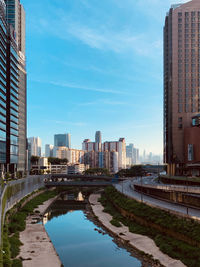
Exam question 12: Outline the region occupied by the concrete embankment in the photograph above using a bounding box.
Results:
[89,193,186,267]
[19,196,61,267]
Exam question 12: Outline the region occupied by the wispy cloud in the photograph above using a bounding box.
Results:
[78,99,127,106]
[31,79,131,95]
[47,120,87,127]
[31,10,162,57]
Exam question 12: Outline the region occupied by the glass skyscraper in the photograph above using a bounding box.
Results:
[54,133,71,148]
[0,0,26,174]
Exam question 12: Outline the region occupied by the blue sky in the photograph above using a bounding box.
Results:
[21,0,188,155]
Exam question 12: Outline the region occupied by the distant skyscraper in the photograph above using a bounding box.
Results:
[28,137,42,157]
[45,144,54,158]
[95,131,102,143]
[164,0,200,175]
[54,133,71,148]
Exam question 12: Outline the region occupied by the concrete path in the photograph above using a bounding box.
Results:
[89,193,186,267]
[115,180,200,220]
[19,197,61,267]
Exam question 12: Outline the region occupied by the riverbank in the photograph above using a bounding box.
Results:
[19,196,62,267]
[89,193,185,267]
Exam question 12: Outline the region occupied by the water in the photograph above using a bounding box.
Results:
[45,207,142,267]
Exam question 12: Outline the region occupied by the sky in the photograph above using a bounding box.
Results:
[21,0,189,155]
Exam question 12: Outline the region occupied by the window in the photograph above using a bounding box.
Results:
[188,144,194,161]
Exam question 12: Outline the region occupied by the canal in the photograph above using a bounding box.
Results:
[44,192,148,267]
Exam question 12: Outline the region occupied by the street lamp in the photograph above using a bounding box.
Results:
[186,175,189,216]
[140,175,143,202]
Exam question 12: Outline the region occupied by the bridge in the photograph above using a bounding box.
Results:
[45,180,117,188]
[48,174,123,181]
[44,174,121,188]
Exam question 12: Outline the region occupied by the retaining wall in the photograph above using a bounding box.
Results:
[0,175,45,245]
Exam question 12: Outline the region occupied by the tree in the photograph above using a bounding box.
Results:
[84,168,111,176]
[117,165,146,177]
[48,157,68,165]
[31,156,40,164]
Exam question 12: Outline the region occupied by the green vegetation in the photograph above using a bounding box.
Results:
[110,219,121,227]
[117,165,145,177]
[30,155,40,164]
[11,259,22,267]
[160,175,200,185]
[99,186,200,267]
[48,157,68,165]
[84,168,111,176]
[2,190,57,267]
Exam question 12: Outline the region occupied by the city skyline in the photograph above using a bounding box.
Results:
[22,0,189,155]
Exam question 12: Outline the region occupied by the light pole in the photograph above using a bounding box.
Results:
[186,175,189,216]
[140,175,143,202]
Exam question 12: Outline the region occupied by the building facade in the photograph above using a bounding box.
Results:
[28,137,41,157]
[164,0,200,175]
[54,133,71,148]
[82,135,126,173]
[103,138,126,170]
[95,130,102,144]
[45,144,54,158]
[53,146,84,165]
[0,0,26,174]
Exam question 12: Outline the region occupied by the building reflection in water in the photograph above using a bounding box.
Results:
[43,192,85,224]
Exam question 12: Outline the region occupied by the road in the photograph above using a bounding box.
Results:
[114,179,200,220]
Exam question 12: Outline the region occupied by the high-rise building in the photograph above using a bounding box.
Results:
[164,0,200,175]
[0,0,26,174]
[54,133,71,148]
[53,146,84,164]
[28,137,42,157]
[82,133,126,172]
[103,138,126,169]
[45,144,54,158]
[95,131,102,144]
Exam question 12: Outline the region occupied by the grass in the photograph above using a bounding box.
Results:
[9,233,23,258]
[160,175,200,184]
[103,186,200,244]
[110,219,121,227]
[3,190,57,266]
[99,186,200,267]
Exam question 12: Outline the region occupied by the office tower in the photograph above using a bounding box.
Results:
[95,131,102,144]
[45,144,54,158]
[54,133,71,148]
[0,0,26,174]
[28,137,42,157]
[164,0,200,175]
